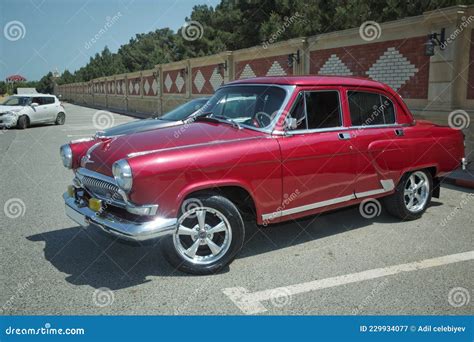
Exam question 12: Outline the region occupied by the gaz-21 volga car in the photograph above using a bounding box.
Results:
[61,76,465,274]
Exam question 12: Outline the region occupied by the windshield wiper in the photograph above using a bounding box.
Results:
[212,115,242,130]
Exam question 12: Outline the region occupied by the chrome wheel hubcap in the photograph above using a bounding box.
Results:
[174,207,232,265]
[404,171,429,213]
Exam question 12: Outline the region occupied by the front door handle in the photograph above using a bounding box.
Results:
[338,132,351,140]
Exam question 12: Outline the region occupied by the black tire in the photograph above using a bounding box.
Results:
[162,194,245,275]
[17,115,29,129]
[382,170,433,220]
[55,112,66,125]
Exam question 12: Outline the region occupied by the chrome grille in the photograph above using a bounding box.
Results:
[81,175,124,205]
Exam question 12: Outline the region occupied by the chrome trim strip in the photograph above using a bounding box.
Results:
[262,194,356,221]
[127,136,264,158]
[262,179,395,221]
[64,193,175,241]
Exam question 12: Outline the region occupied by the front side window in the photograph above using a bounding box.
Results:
[200,85,287,129]
[348,91,396,126]
[287,91,342,130]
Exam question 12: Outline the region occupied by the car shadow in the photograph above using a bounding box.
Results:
[27,188,465,290]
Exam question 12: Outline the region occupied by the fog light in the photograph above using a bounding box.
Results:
[89,198,102,212]
[67,185,75,198]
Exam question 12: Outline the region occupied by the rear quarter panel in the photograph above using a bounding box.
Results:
[369,122,464,183]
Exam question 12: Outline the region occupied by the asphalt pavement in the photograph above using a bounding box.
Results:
[0,103,472,315]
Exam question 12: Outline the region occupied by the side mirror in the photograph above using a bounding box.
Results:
[284,117,297,130]
[31,102,39,107]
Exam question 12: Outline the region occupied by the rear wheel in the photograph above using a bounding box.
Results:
[55,112,66,125]
[17,115,29,129]
[162,194,245,275]
[383,170,432,220]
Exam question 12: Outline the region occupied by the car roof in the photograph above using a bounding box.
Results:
[227,75,390,91]
[12,94,55,97]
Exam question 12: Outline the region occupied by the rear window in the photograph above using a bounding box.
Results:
[348,91,395,126]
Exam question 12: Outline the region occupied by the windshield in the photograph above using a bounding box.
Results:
[160,98,208,121]
[198,85,287,129]
[1,96,30,106]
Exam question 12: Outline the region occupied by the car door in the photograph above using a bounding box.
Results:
[272,87,358,222]
[344,89,400,197]
[29,97,48,123]
[41,96,57,121]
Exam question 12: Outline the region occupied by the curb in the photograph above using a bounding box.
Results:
[442,175,474,189]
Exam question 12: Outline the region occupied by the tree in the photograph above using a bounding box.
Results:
[36,72,55,94]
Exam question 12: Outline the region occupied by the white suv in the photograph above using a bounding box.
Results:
[0,94,66,129]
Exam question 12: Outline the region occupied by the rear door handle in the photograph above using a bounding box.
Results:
[395,129,404,136]
[338,132,351,140]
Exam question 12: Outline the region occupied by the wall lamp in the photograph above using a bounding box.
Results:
[180,68,188,77]
[424,28,446,56]
[218,61,228,74]
[288,50,300,68]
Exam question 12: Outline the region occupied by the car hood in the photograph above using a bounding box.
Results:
[85,122,265,176]
[0,105,24,113]
[97,118,182,137]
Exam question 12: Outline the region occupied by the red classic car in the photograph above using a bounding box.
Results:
[60,76,465,274]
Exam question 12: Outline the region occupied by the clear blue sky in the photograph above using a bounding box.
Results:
[0,0,220,81]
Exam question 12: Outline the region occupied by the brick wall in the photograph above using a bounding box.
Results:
[310,37,430,99]
[128,77,141,96]
[235,55,292,79]
[192,64,223,95]
[468,29,474,99]
[143,75,159,96]
[163,69,186,94]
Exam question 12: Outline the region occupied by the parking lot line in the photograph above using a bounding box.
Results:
[222,250,474,314]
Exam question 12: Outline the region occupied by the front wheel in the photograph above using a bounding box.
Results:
[383,170,432,220]
[16,115,29,129]
[55,112,66,125]
[162,194,245,275]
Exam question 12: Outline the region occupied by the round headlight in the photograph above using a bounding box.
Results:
[112,159,133,192]
[60,144,73,169]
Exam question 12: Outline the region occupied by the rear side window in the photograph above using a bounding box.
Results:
[42,97,55,104]
[348,91,395,126]
[288,91,342,130]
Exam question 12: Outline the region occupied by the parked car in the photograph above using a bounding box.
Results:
[60,76,465,274]
[0,94,65,129]
[95,97,210,137]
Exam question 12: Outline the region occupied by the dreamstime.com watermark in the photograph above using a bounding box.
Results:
[263,189,300,226]
[92,110,115,130]
[359,21,381,42]
[262,12,308,49]
[93,287,115,307]
[3,198,26,219]
[0,277,34,314]
[448,109,470,130]
[440,193,474,227]
[3,20,26,41]
[181,20,204,41]
[84,12,122,50]
[448,287,470,308]
[4,323,85,336]
[359,198,382,219]
[351,278,390,315]
[440,16,474,49]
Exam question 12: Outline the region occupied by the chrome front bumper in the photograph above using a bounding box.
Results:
[63,193,177,241]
